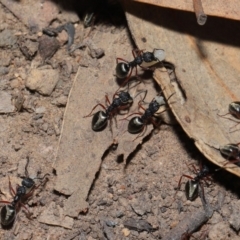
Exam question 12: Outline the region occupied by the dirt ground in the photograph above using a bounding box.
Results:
[0,1,240,240]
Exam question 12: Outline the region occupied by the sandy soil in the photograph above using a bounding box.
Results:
[0,1,240,240]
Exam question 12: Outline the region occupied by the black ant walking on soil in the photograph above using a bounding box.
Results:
[116,48,165,86]
[218,101,240,132]
[122,92,174,140]
[0,157,49,226]
[176,163,212,202]
[84,90,133,132]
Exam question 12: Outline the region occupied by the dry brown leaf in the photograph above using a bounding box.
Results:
[131,0,240,21]
[122,1,240,177]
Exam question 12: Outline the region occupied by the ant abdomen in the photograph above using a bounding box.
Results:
[1,205,16,226]
[229,101,240,118]
[92,111,108,131]
[128,117,144,134]
[116,62,130,79]
[220,143,240,160]
[185,180,199,201]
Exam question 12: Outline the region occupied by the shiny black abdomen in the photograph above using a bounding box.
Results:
[128,117,144,134]
[92,111,108,131]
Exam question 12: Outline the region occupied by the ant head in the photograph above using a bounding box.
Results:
[118,91,133,104]
[201,165,209,174]
[22,177,35,189]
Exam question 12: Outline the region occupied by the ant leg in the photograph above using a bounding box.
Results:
[132,49,144,58]
[203,176,212,187]
[154,108,169,117]
[172,174,195,201]
[8,176,16,196]
[132,125,146,142]
[104,94,111,105]
[116,57,129,64]
[19,202,32,218]
[134,66,141,81]
[119,67,134,88]
[112,115,118,130]
[119,112,142,121]
[177,174,194,190]
[149,118,161,128]
[133,89,148,103]
[217,113,240,128]
[137,100,146,112]
[220,158,240,169]
[0,200,11,204]
[139,65,154,72]
[22,187,35,201]
[217,112,231,117]
[229,122,240,132]
[83,103,107,118]
[188,163,199,175]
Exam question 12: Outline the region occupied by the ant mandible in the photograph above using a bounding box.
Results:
[83,90,133,132]
[176,163,212,202]
[218,101,240,132]
[116,48,165,86]
[0,157,49,226]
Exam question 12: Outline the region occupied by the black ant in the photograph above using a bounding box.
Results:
[116,48,165,86]
[83,90,133,132]
[122,92,174,140]
[219,143,240,166]
[220,143,240,160]
[0,157,49,226]
[218,101,240,132]
[176,163,212,202]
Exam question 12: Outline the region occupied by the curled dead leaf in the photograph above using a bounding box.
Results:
[122,1,240,177]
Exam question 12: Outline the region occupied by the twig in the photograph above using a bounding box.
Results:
[192,0,207,25]
[162,187,214,240]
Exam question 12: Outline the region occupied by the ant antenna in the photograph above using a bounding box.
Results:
[133,89,148,101]
[166,92,176,102]
[33,173,50,181]
[25,155,30,178]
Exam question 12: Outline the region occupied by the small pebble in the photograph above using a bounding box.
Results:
[0,66,9,75]
[122,228,130,237]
